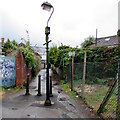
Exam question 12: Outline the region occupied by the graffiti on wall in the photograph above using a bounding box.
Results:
[0,56,16,87]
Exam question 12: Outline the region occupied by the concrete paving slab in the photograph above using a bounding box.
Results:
[1,69,100,119]
[22,106,62,118]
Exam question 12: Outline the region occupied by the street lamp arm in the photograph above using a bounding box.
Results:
[47,7,54,26]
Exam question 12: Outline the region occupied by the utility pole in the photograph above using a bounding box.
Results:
[95,29,98,46]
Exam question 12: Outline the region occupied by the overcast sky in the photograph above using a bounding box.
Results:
[0,0,119,47]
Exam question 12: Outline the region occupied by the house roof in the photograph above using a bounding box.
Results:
[19,42,26,47]
[30,46,46,55]
[90,35,118,47]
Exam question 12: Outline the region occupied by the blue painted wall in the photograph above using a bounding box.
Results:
[0,56,16,87]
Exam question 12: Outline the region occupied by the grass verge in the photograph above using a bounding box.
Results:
[84,85,117,118]
[0,85,25,99]
[60,80,79,99]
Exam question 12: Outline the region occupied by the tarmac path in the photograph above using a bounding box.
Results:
[1,69,101,119]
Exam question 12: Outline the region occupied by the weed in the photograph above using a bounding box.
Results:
[0,87,6,92]
[60,80,78,99]
[60,80,66,85]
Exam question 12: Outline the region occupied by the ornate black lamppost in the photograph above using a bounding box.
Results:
[41,1,54,106]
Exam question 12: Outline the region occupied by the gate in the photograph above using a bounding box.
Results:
[0,56,16,87]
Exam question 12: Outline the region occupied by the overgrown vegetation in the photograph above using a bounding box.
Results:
[60,80,78,99]
[49,42,119,118]
[49,44,72,78]
[2,38,40,77]
[84,85,117,118]
[81,36,94,48]
[19,40,40,76]
[49,43,119,80]
[2,39,18,55]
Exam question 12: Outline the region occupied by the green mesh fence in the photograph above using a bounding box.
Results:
[66,62,117,86]
[66,61,118,118]
[66,62,83,88]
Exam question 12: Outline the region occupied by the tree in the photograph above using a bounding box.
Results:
[2,38,18,53]
[49,44,59,65]
[81,36,94,48]
[12,40,18,46]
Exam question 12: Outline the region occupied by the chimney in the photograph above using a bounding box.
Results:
[1,38,4,45]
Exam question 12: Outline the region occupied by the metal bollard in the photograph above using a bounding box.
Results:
[25,74,30,95]
[37,75,41,96]
[49,76,53,97]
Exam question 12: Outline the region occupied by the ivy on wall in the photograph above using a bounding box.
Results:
[2,39,40,77]
[49,44,119,79]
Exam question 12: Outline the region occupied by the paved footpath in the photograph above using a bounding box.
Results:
[1,69,100,119]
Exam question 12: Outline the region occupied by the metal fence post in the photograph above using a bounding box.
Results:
[37,75,41,96]
[49,76,53,97]
[25,74,30,95]
[82,52,87,98]
[71,55,73,91]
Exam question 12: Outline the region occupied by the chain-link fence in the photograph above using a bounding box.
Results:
[66,61,118,118]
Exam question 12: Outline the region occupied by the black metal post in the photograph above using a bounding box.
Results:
[49,76,53,97]
[25,74,30,95]
[44,26,51,106]
[37,75,41,96]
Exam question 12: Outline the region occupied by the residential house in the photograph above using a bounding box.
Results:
[30,46,46,69]
[19,42,26,48]
[19,43,46,69]
[89,35,118,48]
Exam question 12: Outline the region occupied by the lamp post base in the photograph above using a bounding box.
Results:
[44,99,51,106]
[49,94,53,97]
[25,93,30,95]
[37,93,41,96]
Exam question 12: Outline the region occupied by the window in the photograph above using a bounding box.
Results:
[105,38,110,41]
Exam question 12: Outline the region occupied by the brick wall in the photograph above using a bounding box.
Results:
[16,49,27,86]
